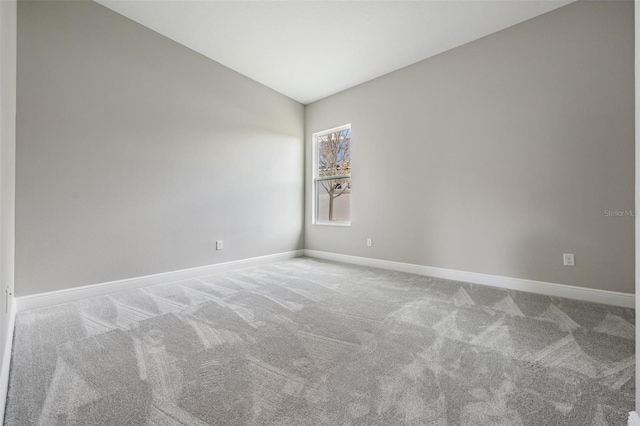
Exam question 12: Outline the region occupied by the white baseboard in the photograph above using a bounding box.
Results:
[304,250,635,309]
[13,248,636,311]
[16,250,304,312]
[629,412,640,426]
[0,298,17,424]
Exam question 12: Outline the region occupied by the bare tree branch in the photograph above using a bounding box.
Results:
[332,184,350,199]
[316,129,351,220]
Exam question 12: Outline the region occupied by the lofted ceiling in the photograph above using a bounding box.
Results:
[95,0,576,104]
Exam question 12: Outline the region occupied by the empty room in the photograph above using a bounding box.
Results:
[0,0,638,424]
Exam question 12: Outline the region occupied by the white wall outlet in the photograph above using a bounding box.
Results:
[366,238,372,247]
[216,240,223,250]
[563,253,574,266]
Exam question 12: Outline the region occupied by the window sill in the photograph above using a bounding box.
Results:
[314,221,351,227]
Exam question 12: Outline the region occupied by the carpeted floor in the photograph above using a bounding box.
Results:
[4,257,635,425]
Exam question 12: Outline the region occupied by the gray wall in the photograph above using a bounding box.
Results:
[16,0,304,296]
[0,0,16,377]
[305,0,635,294]
[634,0,638,412]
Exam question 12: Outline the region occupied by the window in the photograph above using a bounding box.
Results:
[313,125,351,225]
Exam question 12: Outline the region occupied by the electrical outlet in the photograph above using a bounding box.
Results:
[216,240,223,250]
[563,253,574,266]
[367,238,372,247]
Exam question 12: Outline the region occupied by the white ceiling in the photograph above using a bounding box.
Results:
[95,0,575,104]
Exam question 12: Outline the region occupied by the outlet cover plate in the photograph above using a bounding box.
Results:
[563,253,574,266]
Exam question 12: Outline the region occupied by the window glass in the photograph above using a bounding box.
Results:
[314,126,351,224]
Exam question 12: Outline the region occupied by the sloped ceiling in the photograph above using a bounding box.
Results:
[95,0,576,104]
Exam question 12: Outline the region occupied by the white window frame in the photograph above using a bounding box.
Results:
[312,124,352,226]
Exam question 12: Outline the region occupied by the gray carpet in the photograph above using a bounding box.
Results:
[4,257,635,425]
